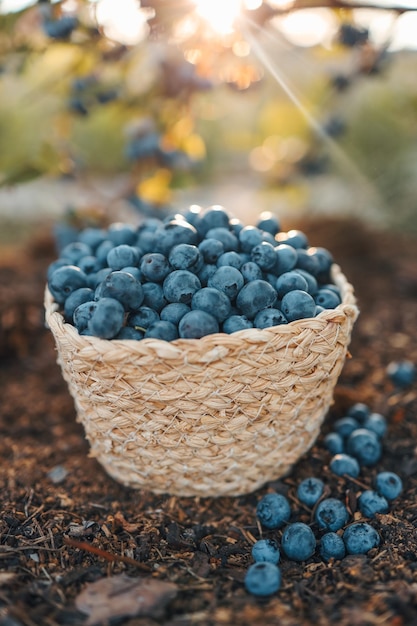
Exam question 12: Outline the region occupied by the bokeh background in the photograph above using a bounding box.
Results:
[1,0,417,240]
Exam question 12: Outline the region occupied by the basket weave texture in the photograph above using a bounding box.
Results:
[45,264,358,497]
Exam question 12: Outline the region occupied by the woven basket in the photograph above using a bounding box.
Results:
[45,264,358,497]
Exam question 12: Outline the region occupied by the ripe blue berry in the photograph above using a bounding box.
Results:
[216,251,243,269]
[239,226,265,253]
[49,265,88,305]
[64,287,94,322]
[140,253,171,282]
[107,245,140,271]
[320,532,346,562]
[281,522,316,561]
[168,244,203,272]
[363,413,387,439]
[386,360,416,388]
[358,490,389,518]
[333,416,360,438]
[160,303,191,325]
[324,432,344,455]
[107,222,137,246]
[297,477,325,507]
[155,219,198,255]
[96,271,144,312]
[60,241,92,264]
[178,310,219,339]
[280,290,316,322]
[276,229,308,249]
[256,493,291,530]
[196,206,231,236]
[315,287,341,309]
[142,282,167,312]
[251,242,277,271]
[251,539,280,564]
[315,498,349,532]
[254,308,287,329]
[346,428,382,467]
[346,402,370,423]
[374,471,403,501]
[88,297,125,339]
[240,261,263,283]
[127,307,160,331]
[198,238,224,264]
[73,301,98,333]
[163,270,201,304]
[115,327,144,340]
[236,280,277,320]
[256,211,280,236]
[244,562,281,597]
[223,315,253,334]
[191,287,232,323]
[275,271,308,299]
[144,321,179,341]
[207,266,244,300]
[205,227,238,252]
[343,522,380,555]
[330,453,360,478]
[274,244,298,274]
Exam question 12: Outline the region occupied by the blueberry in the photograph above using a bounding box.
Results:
[64,287,94,322]
[254,308,287,329]
[320,532,346,562]
[191,287,232,323]
[281,522,316,561]
[244,562,281,597]
[108,222,137,246]
[73,301,98,333]
[88,267,112,289]
[363,413,387,439]
[275,271,308,299]
[315,498,349,531]
[256,493,291,530]
[297,477,325,507]
[314,288,341,309]
[324,432,344,454]
[346,428,382,466]
[276,229,308,249]
[256,211,280,236]
[96,271,144,311]
[274,244,298,274]
[78,227,107,252]
[358,490,389,518]
[198,238,224,264]
[346,403,370,423]
[144,320,179,341]
[296,249,321,277]
[330,453,360,478]
[47,258,72,282]
[229,217,245,236]
[178,310,219,339]
[196,205,231,236]
[140,253,171,282]
[343,522,380,555]
[294,269,318,296]
[251,242,277,271]
[205,227,238,252]
[315,305,325,316]
[107,245,140,270]
[386,360,416,388]
[96,240,115,265]
[239,226,265,253]
[121,266,143,282]
[240,261,263,283]
[307,247,334,282]
[182,204,203,227]
[49,265,89,305]
[197,263,218,286]
[163,270,201,304]
[60,242,92,265]
[207,266,244,301]
[127,307,160,331]
[43,15,78,39]
[236,280,277,320]
[334,416,360,438]
[222,315,253,334]
[160,303,191,325]
[77,255,103,275]
[280,290,316,322]
[142,282,167,312]
[115,327,144,340]
[88,297,125,339]
[155,219,198,255]
[168,244,203,272]
[374,471,403,501]
[216,251,243,269]
[251,539,280,565]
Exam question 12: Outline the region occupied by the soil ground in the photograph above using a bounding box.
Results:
[0,215,417,626]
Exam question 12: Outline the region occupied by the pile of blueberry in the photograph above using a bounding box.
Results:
[244,401,403,597]
[47,206,343,341]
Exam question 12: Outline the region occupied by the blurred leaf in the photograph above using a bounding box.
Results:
[137,169,173,205]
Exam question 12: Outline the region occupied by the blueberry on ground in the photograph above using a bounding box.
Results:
[386,360,416,388]
[358,490,389,518]
[251,539,280,565]
[281,522,316,561]
[244,562,281,597]
[346,428,382,467]
[343,522,380,555]
[256,493,291,530]
[363,413,387,439]
[324,432,344,455]
[374,472,403,501]
[329,453,360,478]
[320,532,346,562]
[315,497,349,532]
[346,403,370,423]
[297,477,325,507]
[333,416,360,438]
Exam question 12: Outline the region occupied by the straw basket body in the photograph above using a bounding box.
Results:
[45,264,358,497]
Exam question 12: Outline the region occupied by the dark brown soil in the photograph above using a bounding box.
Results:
[1,216,416,626]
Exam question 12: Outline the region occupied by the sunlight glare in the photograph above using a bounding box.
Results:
[276,9,336,48]
[194,0,241,35]
[94,0,149,45]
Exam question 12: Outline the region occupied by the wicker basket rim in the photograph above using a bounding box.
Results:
[44,263,359,357]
